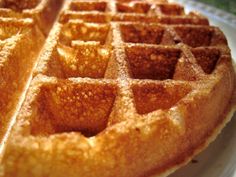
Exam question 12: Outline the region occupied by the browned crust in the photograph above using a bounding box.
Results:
[149,78,236,177]
[0,1,236,177]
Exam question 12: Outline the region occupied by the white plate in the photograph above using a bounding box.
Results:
[166,1,236,177]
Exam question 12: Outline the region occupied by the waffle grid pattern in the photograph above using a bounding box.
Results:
[32,0,230,137]
[60,0,210,25]
[0,0,65,144]
[0,0,64,35]
[1,0,235,177]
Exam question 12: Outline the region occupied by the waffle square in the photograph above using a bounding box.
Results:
[0,0,64,35]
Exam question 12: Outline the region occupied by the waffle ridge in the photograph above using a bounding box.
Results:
[0,0,64,35]
[0,0,65,145]
[0,0,236,177]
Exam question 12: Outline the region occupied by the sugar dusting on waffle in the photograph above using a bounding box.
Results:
[0,0,235,177]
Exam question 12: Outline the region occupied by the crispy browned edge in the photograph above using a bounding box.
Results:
[151,66,236,177]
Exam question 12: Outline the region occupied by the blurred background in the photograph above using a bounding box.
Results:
[196,0,236,15]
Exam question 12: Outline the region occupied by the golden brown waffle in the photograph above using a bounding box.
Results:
[60,0,209,25]
[0,0,64,146]
[0,0,64,35]
[0,0,236,177]
[0,18,44,143]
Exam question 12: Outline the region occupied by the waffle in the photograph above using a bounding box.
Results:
[1,0,236,177]
[0,0,64,145]
[0,0,64,35]
[0,18,44,143]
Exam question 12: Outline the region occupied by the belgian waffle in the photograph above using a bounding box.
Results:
[0,0,64,145]
[0,0,64,35]
[0,18,44,143]
[0,0,236,177]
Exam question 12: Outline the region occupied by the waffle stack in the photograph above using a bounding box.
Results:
[1,0,236,177]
